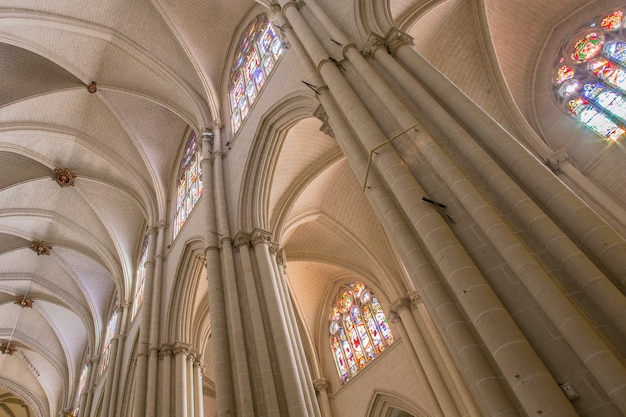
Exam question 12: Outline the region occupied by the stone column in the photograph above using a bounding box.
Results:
[392,37,626,292]
[210,122,255,417]
[388,306,443,417]
[133,226,158,417]
[77,357,95,417]
[268,7,518,416]
[252,229,308,417]
[233,233,281,417]
[270,244,320,417]
[108,302,130,417]
[101,303,125,417]
[200,127,235,417]
[83,356,99,417]
[409,293,480,417]
[146,222,167,417]
[313,378,333,417]
[194,355,204,417]
[174,344,189,417]
[186,352,195,417]
[159,345,173,417]
[277,3,575,416]
[368,35,626,412]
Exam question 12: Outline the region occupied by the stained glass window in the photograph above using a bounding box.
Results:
[99,309,118,376]
[174,131,203,237]
[328,282,394,383]
[131,236,148,321]
[229,14,284,134]
[553,9,626,142]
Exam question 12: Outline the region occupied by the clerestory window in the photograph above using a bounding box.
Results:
[554,9,626,142]
[328,282,394,383]
[131,235,148,321]
[229,14,284,134]
[99,308,118,376]
[174,131,202,237]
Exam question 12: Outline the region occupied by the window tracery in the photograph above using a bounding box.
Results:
[174,131,202,237]
[131,236,148,321]
[328,282,393,383]
[229,14,284,133]
[99,309,118,376]
[554,9,626,141]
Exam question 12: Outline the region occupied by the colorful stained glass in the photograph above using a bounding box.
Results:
[572,32,604,62]
[556,65,575,84]
[331,336,350,382]
[100,309,119,375]
[131,236,148,321]
[339,291,354,313]
[604,40,626,65]
[601,11,623,31]
[554,11,626,142]
[363,304,385,353]
[229,14,284,134]
[328,282,394,383]
[174,132,202,237]
[569,98,625,141]
[338,328,358,376]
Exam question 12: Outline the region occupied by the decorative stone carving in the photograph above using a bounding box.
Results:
[233,232,252,249]
[362,33,386,58]
[408,291,423,305]
[390,297,412,314]
[54,168,76,187]
[159,345,173,358]
[30,240,52,256]
[313,378,329,393]
[313,105,335,138]
[0,342,16,355]
[546,149,569,172]
[87,81,97,93]
[384,29,414,55]
[251,229,273,246]
[15,295,33,308]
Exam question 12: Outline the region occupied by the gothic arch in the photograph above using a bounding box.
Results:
[238,91,320,232]
[0,378,47,417]
[366,390,428,417]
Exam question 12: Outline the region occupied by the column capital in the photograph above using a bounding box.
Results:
[384,29,414,55]
[159,344,173,357]
[362,33,386,58]
[313,105,335,138]
[313,377,329,393]
[388,310,401,324]
[545,149,570,173]
[233,232,252,249]
[408,291,423,305]
[208,120,223,131]
[251,229,273,246]
[389,296,412,315]
[173,342,191,356]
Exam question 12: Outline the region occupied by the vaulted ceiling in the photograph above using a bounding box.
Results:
[0,0,622,415]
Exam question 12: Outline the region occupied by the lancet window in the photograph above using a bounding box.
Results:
[99,309,118,376]
[229,14,284,133]
[174,131,202,237]
[131,236,148,321]
[554,9,626,141]
[328,282,394,383]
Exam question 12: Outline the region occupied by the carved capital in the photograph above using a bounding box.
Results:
[208,120,223,131]
[385,29,413,55]
[233,232,252,249]
[546,149,569,172]
[173,342,190,356]
[251,229,273,246]
[388,310,400,324]
[390,297,412,315]
[313,105,335,138]
[362,33,386,58]
[159,345,173,357]
[313,377,329,393]
[408,291,423,305]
